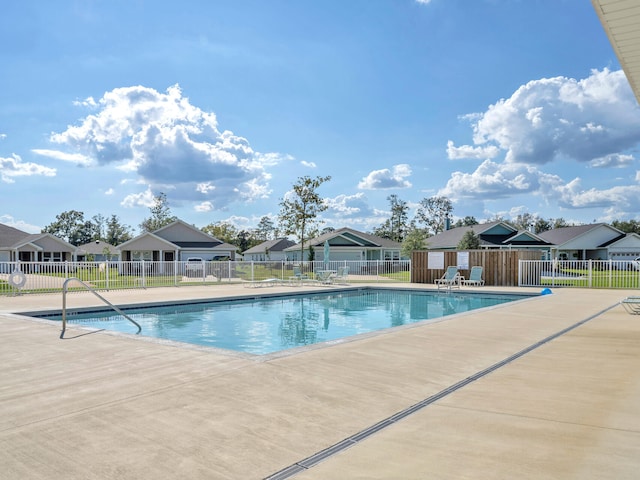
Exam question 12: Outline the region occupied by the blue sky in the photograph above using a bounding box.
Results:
[1,0,639,235]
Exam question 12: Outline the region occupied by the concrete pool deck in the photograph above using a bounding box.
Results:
[1,284,639,479]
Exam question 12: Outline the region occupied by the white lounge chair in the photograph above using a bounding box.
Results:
[332,266,350,284]
[435,266,462,289]
[242,278,281,288]
[621,296,640,315]
[463,266,484,286]
[316,270,334,285]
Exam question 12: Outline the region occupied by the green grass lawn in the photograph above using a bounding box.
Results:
[542,268,640,288]
[380,270,411,282]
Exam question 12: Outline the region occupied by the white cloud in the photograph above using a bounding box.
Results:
[440,158,640,217]
[589,153,634,168]
[321,193,385,231]
[0,215,41,233]
[439,159,556,199]
[441,68,640,219]
[73,96,98,108]
[194,201,213,212]
[105,188,114,195]
[446,140,499,160]
[554,178,640,210]
[416,0,432,4]
[120,187,156,208]
[301,160,317,168]
[324,193,374,217]
[452,68,640,165]
[32,148,93,166]
[196,182,215,194]
[0,154,56,183]
[357,164,412,190]
[49,84,287,209]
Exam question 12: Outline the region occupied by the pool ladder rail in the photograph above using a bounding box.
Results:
[60,277,142,338]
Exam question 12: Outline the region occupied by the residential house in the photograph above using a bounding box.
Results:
[425,221,551,253]
[606,233,640,263]
[536,223,636,260]
[425,221,640,261]
[117,220,237,262]
[76,240,120,261]
[0,223,77,267]
[284,227,404,262]
[242,238,296,261]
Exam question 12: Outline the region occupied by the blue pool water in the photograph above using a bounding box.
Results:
[41,289,532,355]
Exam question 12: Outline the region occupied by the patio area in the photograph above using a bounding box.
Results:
[0,284,638,479]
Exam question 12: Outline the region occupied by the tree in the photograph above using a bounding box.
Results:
[457,230,481,250]
[278,175,331,260]
[549,217,571,229]
[510,213,538,232]
[202,222,239,244]
[105,215,132,245]
[611,219,640,234]
[42,210,94,246]
[91,214,107,240]
[235,230,252,253]
[415,196,453,235]
[255,216,277,241]
[533,217,552,234]
[44,211,131,246]
[74,220,95,245]
[373,195,409,242]
[139,192,178,232]
[453,216,479,228]
[401,228,427,258]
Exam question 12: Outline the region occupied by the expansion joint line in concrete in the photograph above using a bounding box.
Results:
[263,303,618,480]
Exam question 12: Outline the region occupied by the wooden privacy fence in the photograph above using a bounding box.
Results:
[411,250,542,287]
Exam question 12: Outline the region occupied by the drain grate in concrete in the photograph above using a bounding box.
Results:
[264,305,615,480]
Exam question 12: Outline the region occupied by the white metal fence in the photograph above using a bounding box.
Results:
[519,259,640,289]
[0,259,411,296]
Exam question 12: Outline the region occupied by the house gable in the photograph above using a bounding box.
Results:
[330,232,378,247]
[480,222,517,236]
[118,232,178,251]
[243,238,295,255]
[117,220,236,260]
[605,233,640,260]
[11,233,76,253]
[427,222,521,250]
[154,220,221,244]
[605,233,640,249]
[539,224,623,250]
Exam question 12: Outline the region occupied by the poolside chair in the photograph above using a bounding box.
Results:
[621,296,640,315]
[289,265,309,285]
[242,278,281,288]
[316,270,335,285]
[332,266,350,285]
[462,266,484,286]
[435,266,462,290]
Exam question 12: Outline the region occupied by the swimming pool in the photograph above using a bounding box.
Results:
[38,288,533,355]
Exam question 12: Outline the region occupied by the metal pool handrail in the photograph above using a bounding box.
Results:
[61,277,141,337]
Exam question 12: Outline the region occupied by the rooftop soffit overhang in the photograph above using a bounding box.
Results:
[592,0,640,104]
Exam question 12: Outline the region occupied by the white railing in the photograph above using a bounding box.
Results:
[0,259,411,296]
[519,259,640,289]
